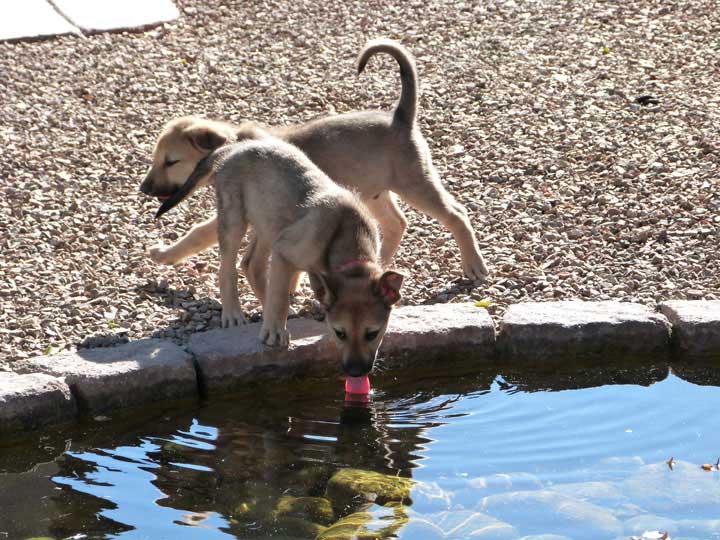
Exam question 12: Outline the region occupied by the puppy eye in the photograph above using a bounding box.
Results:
[164,159,179,168]
[334,328,347,341]
[365,329,380,341]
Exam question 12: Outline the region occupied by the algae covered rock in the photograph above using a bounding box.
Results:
[273,495,335,525]
[326,468,413,515]
[318,505,408,540]
[264,515,327,538]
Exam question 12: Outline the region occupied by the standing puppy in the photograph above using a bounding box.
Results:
[156,138,404,377]
[141,39,489,280]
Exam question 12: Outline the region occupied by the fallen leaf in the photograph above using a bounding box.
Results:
[474,299,494,308]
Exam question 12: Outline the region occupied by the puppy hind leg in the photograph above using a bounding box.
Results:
[288,271,302,295]
[218,215,248,327]
[400,164,489,280]
[149,215,219,265]
[241,233,271,306]
[364,191,407,266]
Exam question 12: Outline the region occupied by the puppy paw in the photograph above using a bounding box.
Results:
[221,303,246,328]
[148,244,176,265]
[259,321,290,348]
[463,254,490,281]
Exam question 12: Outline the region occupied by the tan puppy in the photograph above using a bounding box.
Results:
[156,138,404,376]
[140,39,489,281]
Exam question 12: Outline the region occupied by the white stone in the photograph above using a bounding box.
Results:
[53,0,179,32]
[0,0,78,41]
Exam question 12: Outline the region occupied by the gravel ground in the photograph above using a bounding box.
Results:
[1,0,718,364]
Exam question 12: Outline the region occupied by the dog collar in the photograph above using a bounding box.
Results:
[334,258,370,273]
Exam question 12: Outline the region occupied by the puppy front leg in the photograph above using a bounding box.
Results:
[149,215,219,265]
[258,252,294,348]
[218,217,247,327]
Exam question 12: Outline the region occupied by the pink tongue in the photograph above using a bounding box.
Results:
[345,375,370,395]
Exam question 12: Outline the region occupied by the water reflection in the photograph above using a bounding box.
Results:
[2,363,720,539]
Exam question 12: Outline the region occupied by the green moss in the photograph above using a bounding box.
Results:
[264,515,327,538]
[317,506,409,540]
[289,464,334,496]
[273,496,335,525]
[325,468,413,515]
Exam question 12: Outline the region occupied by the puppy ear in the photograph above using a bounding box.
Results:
[309,272,337,308]
[185,125,228,152]
[376,270,404,306]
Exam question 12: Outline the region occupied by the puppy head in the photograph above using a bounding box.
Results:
[139,117,234,200]
[310,269,404,377]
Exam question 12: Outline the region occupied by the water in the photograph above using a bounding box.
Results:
[2,363,720,540]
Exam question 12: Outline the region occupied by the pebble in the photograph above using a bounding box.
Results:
[1,0,718,364]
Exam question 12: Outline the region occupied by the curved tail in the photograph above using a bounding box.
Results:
[357,39,418,128]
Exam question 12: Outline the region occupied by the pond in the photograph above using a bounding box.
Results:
[1,362,719,540]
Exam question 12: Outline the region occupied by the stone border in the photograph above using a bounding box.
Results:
[1,300,718,435]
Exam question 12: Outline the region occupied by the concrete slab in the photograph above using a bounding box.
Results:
[498,301,671,361]
[0,372,77,434]
[190,303,496,395]
[53,0,179,32]
[659,300,720,357]
[0,0,78,41]
[16,339,197,413]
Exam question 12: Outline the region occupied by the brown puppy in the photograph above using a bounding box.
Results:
[156,137,404,376]
[140,39,490,281]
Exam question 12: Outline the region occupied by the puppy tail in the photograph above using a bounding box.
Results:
[154,153,220,220]
[357,39,418,129]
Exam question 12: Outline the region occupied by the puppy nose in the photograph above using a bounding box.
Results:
[344,360,372,377]
[140,173,154,194]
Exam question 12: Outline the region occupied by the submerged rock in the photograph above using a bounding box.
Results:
[479,490,622,539]
[469,472,543,494]
[272,496,335,526]
[407,510,518,539]
[263,515,327,538]
[317,505,408,540]
[622,460,720,518]
[549,481,628,508]
[676,518,720,537]
[623,514,678,536]
[408,480,453,513]
[325,468,413,515]
[291,465,334,496]
[520,534,573,540]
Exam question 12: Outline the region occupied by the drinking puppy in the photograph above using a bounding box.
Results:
[140,39,489,281]
[155,137,404,377]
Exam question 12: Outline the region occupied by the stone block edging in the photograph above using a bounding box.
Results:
[498,301,672,361]
[660,300,720,357]
[189,304,495,395]
[2,300,719,435]
[14,339,197,414]
[0,372,77,433]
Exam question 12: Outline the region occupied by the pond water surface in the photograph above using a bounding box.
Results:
[1,363,719,540]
